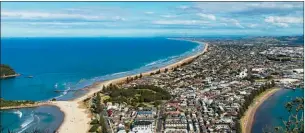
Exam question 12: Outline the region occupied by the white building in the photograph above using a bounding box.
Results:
[237,69,248,78]
[132,121,154,133]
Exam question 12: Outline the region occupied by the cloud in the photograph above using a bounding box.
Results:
[1,10,126,22]
[273,23,289,28]
[152,20,209,25]
[265,16,303,24]
[194,2,303,15]
[160,14,177,18]
[113,16,126,21]
[265,16,303,28]
[1,2,303,37]
[248,2,302,9]
[220,18,244,28]
[178,5,189,10]
[1,11,105,21]
[145,11,154,15]
[248,24,258,28]
[197,13,216,20]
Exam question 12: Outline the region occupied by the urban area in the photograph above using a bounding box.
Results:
[87,36,304,133]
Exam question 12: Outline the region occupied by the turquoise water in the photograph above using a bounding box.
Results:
[0,37,204,132]
[252,88,304,133]
[1,106,64,133]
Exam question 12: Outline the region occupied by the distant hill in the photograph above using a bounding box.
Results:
[276,36,304,45]
[0,64,18,78]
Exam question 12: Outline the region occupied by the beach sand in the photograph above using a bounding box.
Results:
[241,88,280,133]
[53,40,208,133]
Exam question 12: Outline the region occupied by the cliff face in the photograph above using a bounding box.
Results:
[0,64,18,78]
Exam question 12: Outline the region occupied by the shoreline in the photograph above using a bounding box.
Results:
[0,73,21,79]
[74,40,207,102]
[54,40,208,133]
[0,102,45,110]
[240,88,280,133]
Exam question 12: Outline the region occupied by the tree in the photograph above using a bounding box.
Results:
[139,73,143,78]
[154,100,162,107]
[156,69,161,74]
[271,80,275,87]
[265,75,273,80]
[236,120,242,133]
[99,114,108,133]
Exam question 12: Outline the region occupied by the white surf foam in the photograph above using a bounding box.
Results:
[17,113,35,133]
[111,71,128,76]
[13,110,23,118]
[20,114,34,128]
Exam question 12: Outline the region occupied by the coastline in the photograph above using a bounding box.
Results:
[0,73,20,79]
[54,40,208,133]
[0,102,46,110]
[240,88,280,133]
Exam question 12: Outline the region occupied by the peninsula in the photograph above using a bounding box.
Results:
[0,64,20,79]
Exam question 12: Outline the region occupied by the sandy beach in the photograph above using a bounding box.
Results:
[54,40,208,133]
[241,88,280,133]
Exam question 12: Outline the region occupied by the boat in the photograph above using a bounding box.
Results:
[27,76,33,78]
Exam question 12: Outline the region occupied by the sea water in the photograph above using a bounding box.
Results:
[252,88,304,133]
[1,106,64,133]
[0,37,204,132]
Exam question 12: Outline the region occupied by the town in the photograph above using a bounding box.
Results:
[86,37,304,133]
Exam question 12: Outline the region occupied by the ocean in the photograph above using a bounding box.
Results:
[1,106,64,133]
[252,88,304,133]
[0,37,204,132]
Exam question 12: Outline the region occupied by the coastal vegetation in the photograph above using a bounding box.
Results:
[0,64,18,79]
[87,84,171,132]
[101,84,171,107]
[0,98,36,108]
[267,55,292,62]
[88,93,108,133]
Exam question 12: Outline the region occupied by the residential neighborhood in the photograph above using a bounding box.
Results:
[88,37,303,133]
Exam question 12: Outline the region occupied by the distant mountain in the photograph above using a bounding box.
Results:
[276,36,304,45]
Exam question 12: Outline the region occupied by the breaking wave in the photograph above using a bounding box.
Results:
[13,110,23,118]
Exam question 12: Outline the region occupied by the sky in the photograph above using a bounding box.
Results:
[1,2,304,37]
